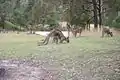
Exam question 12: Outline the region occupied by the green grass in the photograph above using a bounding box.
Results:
[0,32,120,60]
[0,32,120,79]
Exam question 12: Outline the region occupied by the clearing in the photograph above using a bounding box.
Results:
[0,31,120,80]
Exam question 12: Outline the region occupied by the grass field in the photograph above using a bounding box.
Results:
[0,32,120,80]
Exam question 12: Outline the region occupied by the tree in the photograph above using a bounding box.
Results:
[62,0,90,27]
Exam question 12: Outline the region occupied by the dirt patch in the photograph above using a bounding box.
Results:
[0,59,61,80]
[0,54,120,80]
[35,29,120,38]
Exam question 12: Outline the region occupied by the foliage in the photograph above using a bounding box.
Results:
[104,0,120,28]
[110,16,120,28]
[71,12,89,27]
[1,0,120,30]
[109,0,120,11]
[45,11,60,29]
[4,21,22,30]
[12,9,27,26]
[0,0,89,29]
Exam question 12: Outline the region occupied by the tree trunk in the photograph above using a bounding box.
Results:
[98,0,102,31]
[86,20,90,31]
[2,23,5,29]
[92,0,98,31]
[69,0,74,24]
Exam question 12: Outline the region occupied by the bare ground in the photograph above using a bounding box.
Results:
[0,52,120,80]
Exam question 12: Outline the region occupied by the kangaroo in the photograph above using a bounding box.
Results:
[42,28,69,45]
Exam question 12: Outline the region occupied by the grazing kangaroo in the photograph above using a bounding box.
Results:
[102,27,113,37]
[67,23,83,37]
[71,27,82,37]
[42,28,69,45]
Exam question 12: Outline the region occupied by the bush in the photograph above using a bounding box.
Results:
[4,21,24,30]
